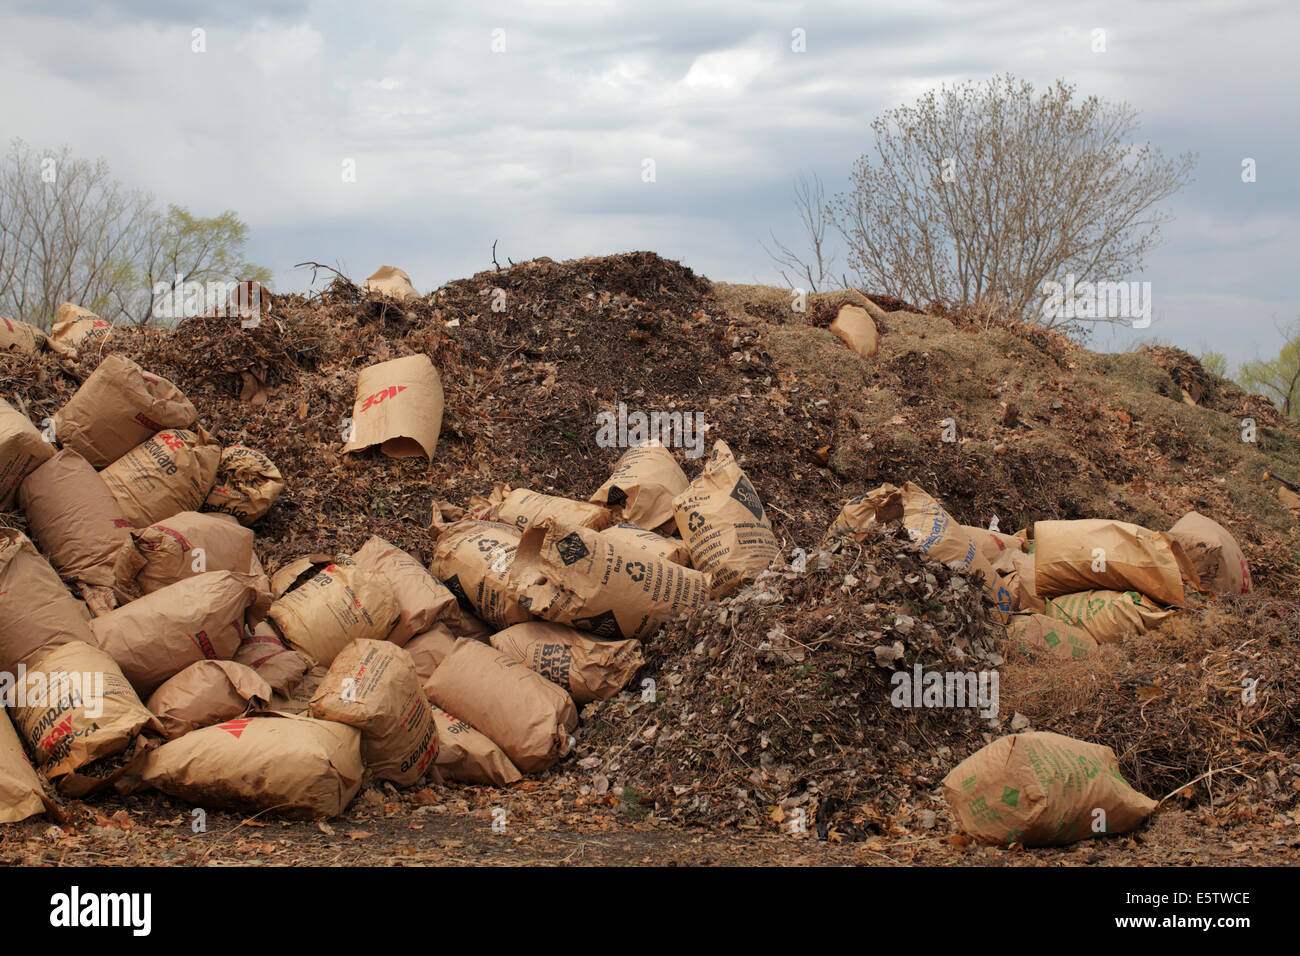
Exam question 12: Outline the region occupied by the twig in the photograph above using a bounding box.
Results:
[1158,762,1251,805]
[294,261,352,287]
[196,803,294,859]
[491,240,502,274]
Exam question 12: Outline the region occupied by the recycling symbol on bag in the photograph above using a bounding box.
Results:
[687,511,705,533]
[477,538,499,553]
[625,561,646,582]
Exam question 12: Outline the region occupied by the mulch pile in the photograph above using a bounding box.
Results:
[5,250,1300,839]
[581,529,996,837]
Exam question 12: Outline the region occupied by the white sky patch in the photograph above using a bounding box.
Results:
[680,48,771,92]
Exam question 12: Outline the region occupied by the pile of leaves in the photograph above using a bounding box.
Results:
[5,249,1300,843]
[579,527,1000,836]
[1001,593,1300,810]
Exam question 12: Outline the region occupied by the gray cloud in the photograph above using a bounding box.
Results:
[0,0,1296,369]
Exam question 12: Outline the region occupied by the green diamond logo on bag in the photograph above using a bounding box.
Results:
[606,486,628,507]
[555,532,590,566]
[1000,786,1020,808]
[573,609,623,639]
[729,475,764,520]
[1044,630,1061,648]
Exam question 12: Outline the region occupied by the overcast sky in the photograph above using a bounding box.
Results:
[4,0,1297,365]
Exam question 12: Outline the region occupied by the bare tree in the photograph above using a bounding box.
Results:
[831,75,1195,333]
[0,140,153,328]
[761,172,838,292]
[0,140,268,328]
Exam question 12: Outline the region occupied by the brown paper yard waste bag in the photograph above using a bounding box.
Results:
[1045,590,1175,644]
[269,553,333,599]
[203,445,285,524]
[430,520,534,629]
[0,530,93,672]
[50,302,113,353]
[364,265,418,301]
[309,639,439,786]
[145,660,272,740]
[130,714,363,819]
[1003,549,1045,613]
[450,610,495,642]
[352,535,458,645]
[943,731,1157,846]
[1033,519,1199,608]
[497,488,612,534]
[961,525,1027,566]
[1279,484,1300,518]
[341,354,443,461]
[54,354,196,467]
[589,444,688,531]
[1167,511,1251,595]
[91,571,270,696]
[101,426,221,528]
[491,621,643,705]
[832,482,1012,612]
[1006,613,1099,660]
[11,641,155,787]
[234,622,313,696]
[0,398,53,508]
[829,303,879,359]
[0,709,51,823]
[268,562,398,666]
[510,520,710,641]
[403,624,457,681]
[428,708,523,786]
[0,315,51,353]
[424,639,577,774]
[672,440,779,597]
[112,510,259,602]
[18,449,132,588]
[598,522,692,566]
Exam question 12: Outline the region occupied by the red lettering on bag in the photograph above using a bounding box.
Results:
[41,714,75,751]
[359,385,407,412]
[190,629,217,658]
[153,525,190,550]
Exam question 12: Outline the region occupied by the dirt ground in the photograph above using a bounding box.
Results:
[3,786,1295,866]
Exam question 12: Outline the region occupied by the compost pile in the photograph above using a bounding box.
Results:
[581,529,996,836]
[3,250,1299,847]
